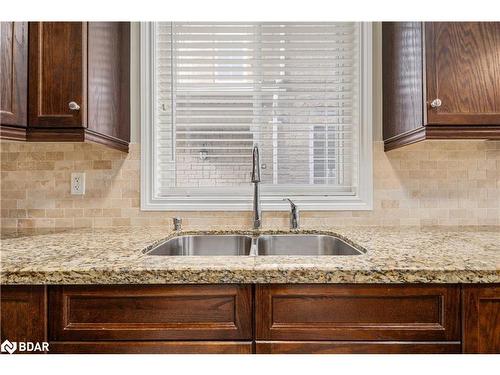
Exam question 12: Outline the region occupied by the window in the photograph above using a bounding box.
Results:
[141,22,372,211]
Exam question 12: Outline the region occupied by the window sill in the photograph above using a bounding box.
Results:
[141,196,373,211]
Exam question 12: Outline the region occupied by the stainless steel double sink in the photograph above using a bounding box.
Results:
[144,234,365,256]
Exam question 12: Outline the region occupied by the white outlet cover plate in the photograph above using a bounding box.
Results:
[71,172,86,195]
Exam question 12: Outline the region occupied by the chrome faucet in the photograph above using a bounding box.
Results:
[284,198,299,229]
[251,145,262,229]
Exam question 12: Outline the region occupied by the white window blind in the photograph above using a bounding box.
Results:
[142,22,372,210]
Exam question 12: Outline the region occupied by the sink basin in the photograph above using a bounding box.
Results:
[145,235,253,256]
[144,233,364,256]
[257,234,364,256]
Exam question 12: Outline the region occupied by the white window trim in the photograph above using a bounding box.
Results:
[141,22,373,211]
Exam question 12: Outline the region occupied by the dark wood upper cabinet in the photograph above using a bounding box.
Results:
[87,22,130,143]
[426,23,500,125]
[28,22,130,151]
[383,22,500,151]
[29,22,86,128]
[0,22,28,140]
[1,22,130,152]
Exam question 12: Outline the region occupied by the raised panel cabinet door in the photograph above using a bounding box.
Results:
[49,285,253,341]
[0,22,28,127]
[87,22,130,142]
[382,22,424,140]
[425,22,500,125]
[28,22,86,128]
[256,284,461,341]
[0,285,47,353]
[463,285,500,353]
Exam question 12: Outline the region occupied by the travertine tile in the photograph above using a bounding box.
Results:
[27,209,46,218]
[64,208,84,217]
[1,140,499,229]
[92,160,112,169]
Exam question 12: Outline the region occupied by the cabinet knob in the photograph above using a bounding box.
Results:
[68,101,80,111]
[430,98,442,108]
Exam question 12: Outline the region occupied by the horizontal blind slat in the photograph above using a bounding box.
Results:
[154,22,359,190]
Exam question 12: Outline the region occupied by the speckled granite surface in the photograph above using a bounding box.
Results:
[1,227,499,284]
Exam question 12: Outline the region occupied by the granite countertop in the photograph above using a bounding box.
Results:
[1,226,499,284]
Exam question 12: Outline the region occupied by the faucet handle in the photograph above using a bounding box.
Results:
[172,217,182,231]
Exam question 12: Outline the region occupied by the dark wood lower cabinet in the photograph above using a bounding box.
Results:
[256,284,460,341]
[462,285,500,353]
[255,341,461,354]
[0,286,47,347]
[1,284,499,354]
[49,285,252,341]
[49,341,253,354]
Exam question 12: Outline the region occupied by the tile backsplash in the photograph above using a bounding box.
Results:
[1,140,499,229]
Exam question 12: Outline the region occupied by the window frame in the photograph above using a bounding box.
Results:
[141,22,373,211]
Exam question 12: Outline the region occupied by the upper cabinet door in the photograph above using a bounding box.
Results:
[29,22,87,128]
[425,22,500,125]
[0,22,28,127]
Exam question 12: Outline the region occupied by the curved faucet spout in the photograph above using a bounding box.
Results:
[284,198,297,211]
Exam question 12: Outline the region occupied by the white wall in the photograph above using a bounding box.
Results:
[129,22,384,143]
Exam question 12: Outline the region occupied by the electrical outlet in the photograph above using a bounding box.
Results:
[71,172,85,195]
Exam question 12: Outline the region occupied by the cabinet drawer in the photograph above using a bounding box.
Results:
[256,284,460,341]
[255,341,461,354]
[49,341,253,354]
[49,285,252,341]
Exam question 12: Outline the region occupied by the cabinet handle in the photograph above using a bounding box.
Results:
[68,101,80,111]
[430,98,442,108]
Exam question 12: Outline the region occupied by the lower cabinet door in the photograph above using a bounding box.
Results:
[255,341,461,354]
[0,285,47,349]
[49,341,253,354]
[256,284,461,341]
[462,285,500,353]
[49,285,252,341]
